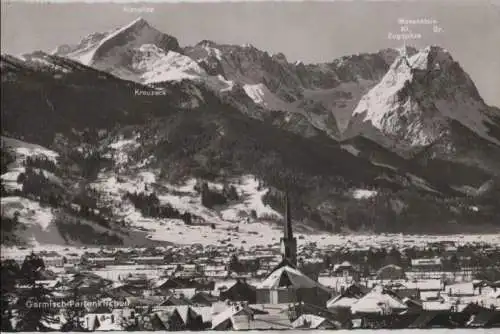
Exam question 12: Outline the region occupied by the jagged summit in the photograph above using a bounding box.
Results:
[128,16,149,26]
[396,45,418,58]
[196,39,219,47]
[345,45,500,155]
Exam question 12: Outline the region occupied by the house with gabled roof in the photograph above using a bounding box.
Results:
[292,314,340,329]
[256,265,331,306]
[211,302,274,330]
[220,279,257,304]
[327,283,369,310]
[350,286,408,315]
[333,261,359,279]
[191,290,219,306]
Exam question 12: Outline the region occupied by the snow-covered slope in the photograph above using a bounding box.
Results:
[131,45,233,91]
[136,45,205,83]
[1,196,64,246]
[89,171,285,248]
[243,83,293,111]
[2,136,59,163]
[346,46,500,154]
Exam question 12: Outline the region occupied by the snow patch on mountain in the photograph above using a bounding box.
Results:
[134,46,233,91]
[136,45,205,83]
[1,168,24,191]
[371,161,398,171]
[202,44,223,61]
[243,83,292,111]
[340,144,361,156]
[1,196,65,246]
[220,176,282,221]
[352,189,378,199]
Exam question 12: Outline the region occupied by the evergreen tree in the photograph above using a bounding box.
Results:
[20,252,46,284]
[0,259,19,331]
[1,149,15,174]
[228,254,243,273]
[15,253,57,331]
[60,288,86,332]
[16,283,57,331]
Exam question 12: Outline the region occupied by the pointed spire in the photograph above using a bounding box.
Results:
[284,191,293,240]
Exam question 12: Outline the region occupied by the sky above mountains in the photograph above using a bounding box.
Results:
[1,1,499,107]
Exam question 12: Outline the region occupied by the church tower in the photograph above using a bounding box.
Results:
[280,191,297,268]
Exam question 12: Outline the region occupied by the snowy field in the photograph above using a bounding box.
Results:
[2,231,500,260]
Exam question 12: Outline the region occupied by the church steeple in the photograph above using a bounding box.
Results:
[284,191,293,240]
[280,190,297,268]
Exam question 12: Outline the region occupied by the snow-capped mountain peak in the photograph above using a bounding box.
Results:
[54,18,180,70]
[346,45,500,154]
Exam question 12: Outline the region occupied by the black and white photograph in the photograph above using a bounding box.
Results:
[1,0,500,331]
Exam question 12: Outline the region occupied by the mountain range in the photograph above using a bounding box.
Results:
[1,18,499,247]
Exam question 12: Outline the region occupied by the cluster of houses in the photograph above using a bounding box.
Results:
[3,196,500,330]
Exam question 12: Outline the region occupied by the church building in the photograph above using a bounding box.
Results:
[255,192,331,306]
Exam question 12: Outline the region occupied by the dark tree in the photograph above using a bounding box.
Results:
[16,254,56,331]
[60,288,86,332]
[20,252,46,283]
[0,259,20,331]
[201,182,227,208]
[228,254,243,273]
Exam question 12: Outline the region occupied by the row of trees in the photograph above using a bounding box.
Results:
[1,149,15,174]
[0,211,24,246]
[198,181,239,209]
[1,253,58,331]
[16,167,64,207]
[54,214,124,245]
[24,156,58,175]
[123,191,193,225]
[68,189,114,230]
[1,252,97,331]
